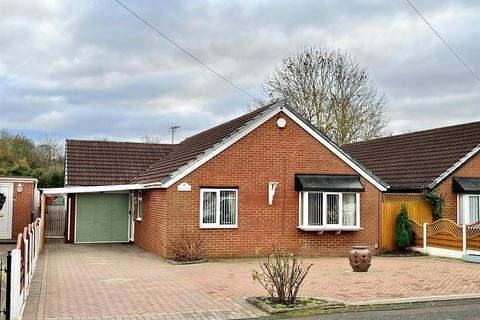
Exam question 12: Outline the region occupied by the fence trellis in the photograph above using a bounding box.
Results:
[410,218,480,257]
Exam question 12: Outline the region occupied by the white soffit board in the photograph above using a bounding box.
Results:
[429,145,480,189]
[41,184,145,195]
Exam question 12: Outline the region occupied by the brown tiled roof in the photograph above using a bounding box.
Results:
[342,121,480,190]
[65,140,176,186]
[64,101,389,189]
[133,104,273,184]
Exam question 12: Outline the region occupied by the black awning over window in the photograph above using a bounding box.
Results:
[453,177,480,194]
[294,174,365,192]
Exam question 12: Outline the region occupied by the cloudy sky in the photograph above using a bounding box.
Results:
[0,0,479,143]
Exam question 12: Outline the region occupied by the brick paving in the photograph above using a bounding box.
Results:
[24,240,480,319]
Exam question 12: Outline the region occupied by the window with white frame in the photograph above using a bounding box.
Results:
[137,192,143,220]
[299,192,360,229]
[200,188,238,228]
[458,194,480,225]
[132,191,143,220]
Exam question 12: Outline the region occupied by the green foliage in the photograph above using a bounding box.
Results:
[7,158,32,176]
[422,189,445,221]
[0,131,64,187]
[395,203,412,249]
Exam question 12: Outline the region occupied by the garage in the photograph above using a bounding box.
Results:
[76,193,130,243]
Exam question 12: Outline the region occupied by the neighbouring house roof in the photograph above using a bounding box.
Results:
[342,121,480,191]
[65,140,176,186]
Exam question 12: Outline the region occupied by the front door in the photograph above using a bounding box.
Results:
[0,183,13,239]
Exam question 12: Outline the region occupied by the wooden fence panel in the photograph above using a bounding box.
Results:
[381,194,432,250]
[467,235,480,252]
[427,232,462,251]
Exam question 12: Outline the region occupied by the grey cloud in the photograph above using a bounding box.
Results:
[0,0,479,143]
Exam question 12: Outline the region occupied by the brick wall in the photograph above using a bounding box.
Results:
[437,153,480,221]
[135,112,382,258]
[134,189,168,256]
[12,182,35,240]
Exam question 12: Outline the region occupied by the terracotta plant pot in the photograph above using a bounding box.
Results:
[348,246,372,272]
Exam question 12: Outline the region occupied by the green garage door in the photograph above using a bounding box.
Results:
[76,193,129,243]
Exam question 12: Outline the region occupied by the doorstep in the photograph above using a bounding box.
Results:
[463,254,480,264]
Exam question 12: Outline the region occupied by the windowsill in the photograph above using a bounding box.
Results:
[135,218,143,222]
[200,225,238,229]
[298,226,362,232]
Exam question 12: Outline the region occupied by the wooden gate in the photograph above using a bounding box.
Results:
[46,197,65,238]
[381,193,432,250]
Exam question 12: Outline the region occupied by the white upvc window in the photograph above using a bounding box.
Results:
[132,191,143,221]
[458,194,480,225]
[299,192,360,231]
[200,188,238,228]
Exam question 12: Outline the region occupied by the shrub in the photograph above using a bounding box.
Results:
[422,189,445,221]
[167,232,205,262]
[252,247,313,305]
[395,202,412,249]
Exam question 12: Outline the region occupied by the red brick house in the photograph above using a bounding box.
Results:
[0,176,38,241]
[343,121,480,226]
[44,101,389,257]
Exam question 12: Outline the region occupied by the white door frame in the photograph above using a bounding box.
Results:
[0,183,13,239]
[129,192,135,241]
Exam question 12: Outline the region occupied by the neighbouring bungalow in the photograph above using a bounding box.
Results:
[343,121,480,249]
[43,101,389,257]
[0,176,38,241]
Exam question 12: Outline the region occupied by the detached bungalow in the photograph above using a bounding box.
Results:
[45,101,389,257]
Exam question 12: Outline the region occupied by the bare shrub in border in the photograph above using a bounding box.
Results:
[252,247,313,305]
[167,232,206,262]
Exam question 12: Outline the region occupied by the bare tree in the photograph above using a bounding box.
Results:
[36,135,64,163]
[264,47,389,145]
[141,135,162,144]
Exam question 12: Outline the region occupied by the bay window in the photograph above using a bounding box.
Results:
[299,192,360,230]
[200,188,238,228]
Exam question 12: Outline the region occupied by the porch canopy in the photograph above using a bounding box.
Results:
[294,174,365,192]
[453,177,480,194]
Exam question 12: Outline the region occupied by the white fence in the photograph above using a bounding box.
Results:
[9,218,42,320]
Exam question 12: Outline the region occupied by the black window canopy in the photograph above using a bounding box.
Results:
[294,174,365,192]
[453,177,480,194]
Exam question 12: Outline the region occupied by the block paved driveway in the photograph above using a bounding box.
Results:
[25,240,480,320]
